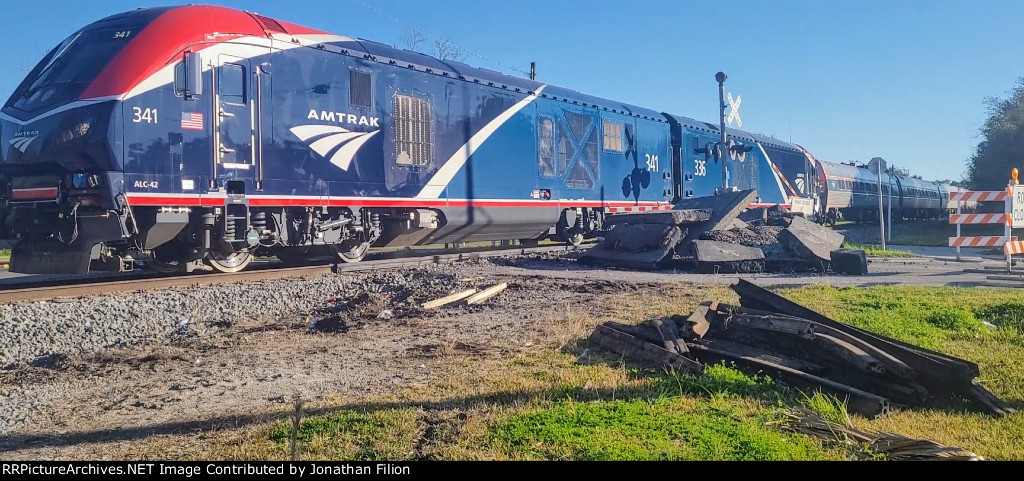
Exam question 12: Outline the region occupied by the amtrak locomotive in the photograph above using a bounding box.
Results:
[0,5,852,274]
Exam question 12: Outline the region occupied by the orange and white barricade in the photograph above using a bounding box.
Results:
[950,169,1022,270]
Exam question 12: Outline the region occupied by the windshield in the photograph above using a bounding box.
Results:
[4,27,136,114]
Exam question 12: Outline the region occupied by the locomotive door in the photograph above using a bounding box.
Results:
[213,54,255,188]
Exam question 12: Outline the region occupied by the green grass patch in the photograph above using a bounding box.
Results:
[224,284,1024,461]
[658,363,781,400]
[975,302,1024,332]
[490,397,833,460]
[486,364,838,461]
[268,408,419,460]
[925,308,984,334]
[778,285,1021,349]
[801,392,851,427]
[843,243,918,258]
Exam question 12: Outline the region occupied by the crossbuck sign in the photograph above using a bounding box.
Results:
[727,92,742,127]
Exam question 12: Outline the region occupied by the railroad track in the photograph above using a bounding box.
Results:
[0,244,581,304]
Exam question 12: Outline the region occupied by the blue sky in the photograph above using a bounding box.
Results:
[1,0,1020,181]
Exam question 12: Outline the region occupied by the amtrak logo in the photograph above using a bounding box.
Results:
[9,131,39,153]
[291,124,380,171]
[306,109,380,127]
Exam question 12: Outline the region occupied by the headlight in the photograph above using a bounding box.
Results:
[71,172,88,189]
[70,172,101,189]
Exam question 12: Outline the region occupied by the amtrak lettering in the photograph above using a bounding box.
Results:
[290,124,380,172]
[9,130,39,153]
[306,109,380,127]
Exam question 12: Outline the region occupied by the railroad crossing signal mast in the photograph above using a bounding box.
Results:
[716,72,729,190]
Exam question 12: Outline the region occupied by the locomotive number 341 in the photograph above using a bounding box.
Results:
[645,154,659,172]
[132,107,158,124]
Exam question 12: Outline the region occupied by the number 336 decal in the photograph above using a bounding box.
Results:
[693,159,707,176]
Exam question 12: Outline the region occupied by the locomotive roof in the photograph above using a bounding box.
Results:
[44,5,815,147]
[748,133,803,153]
[662,114,762,143]
[331,37,667,121]
[73,5,681,123]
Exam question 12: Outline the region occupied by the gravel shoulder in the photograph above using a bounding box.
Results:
[0,253,1003,459]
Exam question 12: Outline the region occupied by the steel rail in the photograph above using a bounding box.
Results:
[0,244,580,304]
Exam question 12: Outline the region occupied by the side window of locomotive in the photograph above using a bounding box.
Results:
[174,62,185,96]
[562,110,598,189]
[603,120,623,152]
[350,70,372,109]
[538,117,555,177]
[219,63,246,105]
[393,94,432,167]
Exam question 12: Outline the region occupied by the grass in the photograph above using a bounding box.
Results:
[89,283,1024,460]
[843,243,918,258]
[491,393,830,460]
[801,391,851,427]
[266,409,420,460]
[780,285,1024,460]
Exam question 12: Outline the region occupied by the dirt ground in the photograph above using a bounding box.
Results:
[0,253,1006,460]
[0,259,686,460]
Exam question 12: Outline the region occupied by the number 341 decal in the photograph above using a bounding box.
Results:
[644,154,659,172]
[132,107,158,124]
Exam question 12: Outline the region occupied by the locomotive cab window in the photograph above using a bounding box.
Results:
[219,63,246,105]
[393,94,432,167]
[350,70,372,109]
[603,120,623,152]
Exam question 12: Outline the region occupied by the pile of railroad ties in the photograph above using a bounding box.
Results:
[590,279,1014,418]
[580,189,868,274]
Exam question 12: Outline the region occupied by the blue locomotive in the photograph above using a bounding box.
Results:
[0,5,819,274]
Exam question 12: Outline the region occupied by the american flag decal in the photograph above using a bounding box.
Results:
[181,112,204,130]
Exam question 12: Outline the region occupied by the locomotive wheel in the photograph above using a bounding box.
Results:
[146,259,183,273]
[330,240,369,263]
[206,243,253,273]
[567,232,584,247]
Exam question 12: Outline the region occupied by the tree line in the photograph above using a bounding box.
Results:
[965,77,1024,189]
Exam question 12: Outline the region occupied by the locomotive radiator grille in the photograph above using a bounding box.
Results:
[393,94,432,167]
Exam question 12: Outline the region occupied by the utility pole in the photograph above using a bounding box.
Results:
[869,157,887,250]
[886,167,893,244]
[716,72,728,191]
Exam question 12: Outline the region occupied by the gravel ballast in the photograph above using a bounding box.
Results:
[0,268,460,370]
